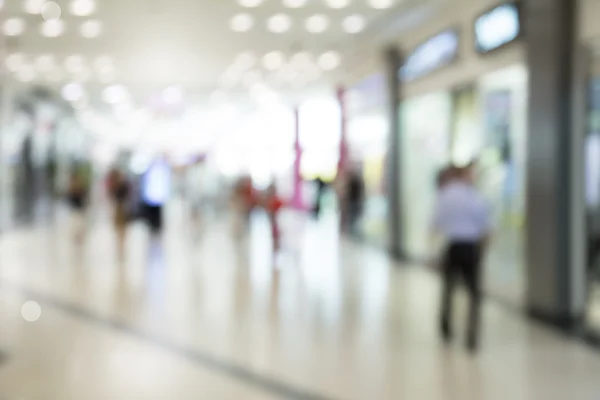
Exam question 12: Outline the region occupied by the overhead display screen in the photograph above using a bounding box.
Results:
[400,29,459,81]
[474,3,521,53]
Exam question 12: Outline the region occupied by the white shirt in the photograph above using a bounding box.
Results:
[433,181,491,242]
[142,160,171,206]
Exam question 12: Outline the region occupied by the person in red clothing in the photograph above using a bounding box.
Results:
[264,184,285,252]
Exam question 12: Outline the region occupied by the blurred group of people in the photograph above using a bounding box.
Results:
[231,176,285,252]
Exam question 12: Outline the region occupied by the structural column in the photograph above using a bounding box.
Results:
[383,46,404,259]
[525,0,586,324]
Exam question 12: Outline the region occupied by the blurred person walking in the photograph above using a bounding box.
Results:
[107,169,131,260]
[345,169,364,236]
[263,184,285,254]
[231,176,256,238]
[432,163,491,352]
[66,171,89,244]
[141,157,171,237]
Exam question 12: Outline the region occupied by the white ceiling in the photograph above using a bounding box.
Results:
[1,0,435,103]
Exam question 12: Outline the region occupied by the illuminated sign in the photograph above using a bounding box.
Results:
[400,30,459,81]
[475,3,521,53]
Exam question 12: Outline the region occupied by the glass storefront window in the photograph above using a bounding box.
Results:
[401,92,452,259]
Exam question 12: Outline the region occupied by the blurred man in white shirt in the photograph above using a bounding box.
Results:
[432,163,491,352]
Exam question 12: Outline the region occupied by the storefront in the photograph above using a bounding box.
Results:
[346,74,389,246]
[397,1,527,305]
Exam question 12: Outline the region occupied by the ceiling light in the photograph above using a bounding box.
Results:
[80,19,102,38]
[69,0,96,16]
[62,83,84,102]
[262,51,285,71]
[237,0,263,6]
[16,66,36,83]
[41,1,62,20]
[343,14,365,33]
[268,14,292,33]
[234,52,257,69]
[318,51,341,70]
[283,0,307,8]
[368,0,393,9]
[102,84,128,104]
[40,19,65,37]
[230,13,254,32]
[3,18,25,36]
[290,52,313,70]
[35,55,55,72]
[305,14,329,33]
[64,55,85,74]
[6,53,25,72]
[326,0,351,8]
[24,0,45,14]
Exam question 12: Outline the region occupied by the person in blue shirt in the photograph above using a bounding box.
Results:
[432,162,492,352]
[141,157,171,235]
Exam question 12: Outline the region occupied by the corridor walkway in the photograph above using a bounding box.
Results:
[0,211,598,399]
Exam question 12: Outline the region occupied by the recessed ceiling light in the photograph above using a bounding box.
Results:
[262,51,285,71]
[6,53,25,72]
[305,14,329,33]
[238,0,263,7]
[3,18,25,36]
[283,0,307,8]
[318,51,341,70]
[69,0,96,16]
[64,55,86,74]
[230,13,254,32]
[343,14,365,33]
[290,52,313,70]
[268,14,292,33]
[80,19,102,38]
[62,83,84,102]
[16,66,36,83]
[368,0,393,9]
[102,84,128,104]
[40,19,65,37]
[24,0,45,14]
[41,1,62,21]
[326,0,351,9]
[35,55,55,72]
[234,52,257,70]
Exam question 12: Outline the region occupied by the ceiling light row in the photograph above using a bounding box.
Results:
[24,0,96,16]
[231,51,342,71]
[6,53,116,83]
[3,17,103,37]
[237,0,394,10]
[231,13,366,33]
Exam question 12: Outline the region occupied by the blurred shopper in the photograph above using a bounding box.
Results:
[312,177,327,218]
[141,157,171,236]
[231,176,256,238]
[432,164,491,352]
[346,169,364,235]
[263,184,285,253]
[108,169,131,259]
[66,171,88,244]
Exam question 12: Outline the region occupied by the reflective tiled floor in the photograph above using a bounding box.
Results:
[0,205,599,399]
